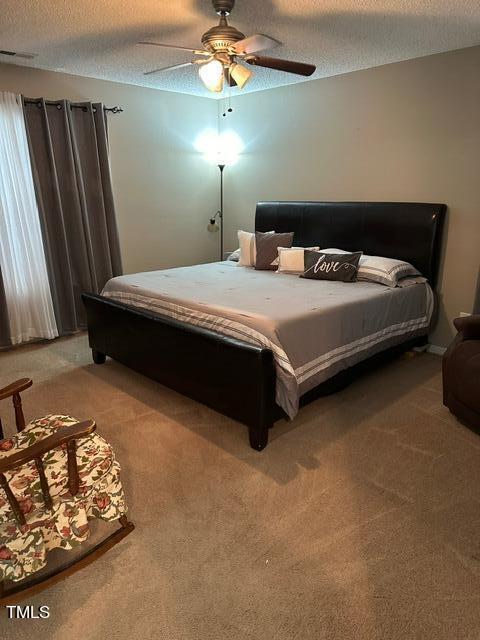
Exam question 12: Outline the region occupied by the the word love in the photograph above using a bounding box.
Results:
[306,255,354,275]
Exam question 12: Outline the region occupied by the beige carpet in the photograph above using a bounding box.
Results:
[1,334,480,639]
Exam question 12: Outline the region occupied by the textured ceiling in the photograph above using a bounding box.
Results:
[2,0,480,99]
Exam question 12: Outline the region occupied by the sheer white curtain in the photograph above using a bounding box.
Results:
[0,92,58,345]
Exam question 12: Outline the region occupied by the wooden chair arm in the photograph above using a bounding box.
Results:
[0,378,32,401]
[0,420,96,474]
[0,378,33,436]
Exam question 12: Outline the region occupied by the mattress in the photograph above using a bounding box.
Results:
[102,261,434,419]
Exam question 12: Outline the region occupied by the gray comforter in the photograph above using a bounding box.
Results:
[102,261,434,418]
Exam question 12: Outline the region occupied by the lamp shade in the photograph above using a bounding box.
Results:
[229,62,252,89]
[194,129,244,166]
[199,60,224,92]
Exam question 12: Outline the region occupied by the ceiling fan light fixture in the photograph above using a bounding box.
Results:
[199,59,224,92]
[229,62,252,89]
[138,1,316,88]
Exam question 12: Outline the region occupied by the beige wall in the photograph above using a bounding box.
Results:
[223,45,480,347]
[0,62,218,273]
[2,46,480,347]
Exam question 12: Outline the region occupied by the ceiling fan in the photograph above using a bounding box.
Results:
[138,0,316,93]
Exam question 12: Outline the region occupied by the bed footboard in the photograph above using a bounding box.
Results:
[82,293,276,450]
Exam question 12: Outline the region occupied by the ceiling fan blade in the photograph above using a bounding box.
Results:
[144,62,193,76]
[137,41,210,56]
[233,34,281,55]
[247,56,316,77]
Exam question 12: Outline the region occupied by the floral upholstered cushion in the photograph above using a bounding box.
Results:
[0,415,127,582]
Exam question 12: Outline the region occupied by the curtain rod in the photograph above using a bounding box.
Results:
[22,98,123,114]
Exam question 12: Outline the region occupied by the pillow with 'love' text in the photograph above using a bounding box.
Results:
[301,250,362,282]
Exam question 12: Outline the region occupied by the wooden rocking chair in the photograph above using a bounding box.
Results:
[0,378,134,604]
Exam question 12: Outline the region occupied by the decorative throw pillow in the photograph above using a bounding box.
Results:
[320,248,422,287]
[255,232,294,270]
[237,230,274,267]
[301,250,362,282]
[277,247,320,274]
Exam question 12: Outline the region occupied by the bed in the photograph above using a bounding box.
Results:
[82,201,446,450]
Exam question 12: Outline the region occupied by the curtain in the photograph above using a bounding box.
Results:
[0,268,12,348]
[474,267,480,315]
[22,98,122,334]
[0,92,58,346]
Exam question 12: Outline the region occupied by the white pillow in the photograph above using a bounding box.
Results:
[277,246,320,274]
[227,248,241,261]
[237,230,274,267]
[320,248,421,287]
[358,255,421,287]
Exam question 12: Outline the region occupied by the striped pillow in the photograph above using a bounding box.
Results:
[320,248,422,287]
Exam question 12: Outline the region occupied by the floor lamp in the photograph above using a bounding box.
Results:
[208,163,226,261]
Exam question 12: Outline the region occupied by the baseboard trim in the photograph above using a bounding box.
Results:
[427,344,447,356]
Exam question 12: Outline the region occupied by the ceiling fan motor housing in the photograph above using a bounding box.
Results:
[201,15,245,52]
[212,0,235,15]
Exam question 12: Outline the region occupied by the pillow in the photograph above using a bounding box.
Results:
[320,248,422,287]
[277,246,320,274]
[301,250,362,282]
[320,248,350,254]
[237,230,274,267]
[357,255,421,287]
[227,248,241,262]
[396,275,428,287]
[255,231,294,270]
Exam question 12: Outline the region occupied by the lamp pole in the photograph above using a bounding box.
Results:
[218,163,225,261]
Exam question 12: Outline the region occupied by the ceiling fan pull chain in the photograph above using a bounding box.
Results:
[222,69,233,117]
[228,68,233,114]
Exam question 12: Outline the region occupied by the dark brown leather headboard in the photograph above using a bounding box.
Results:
[255,201,446,287]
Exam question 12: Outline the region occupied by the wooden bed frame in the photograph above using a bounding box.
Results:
[82,201,446,451]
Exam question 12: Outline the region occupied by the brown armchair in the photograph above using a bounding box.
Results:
[443,315,480,430]
[0,378,134,604]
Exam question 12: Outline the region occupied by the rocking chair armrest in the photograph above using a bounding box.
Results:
[0,378,33,401]
[0,420,96,474]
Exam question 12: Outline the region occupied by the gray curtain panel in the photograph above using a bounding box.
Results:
[22,98,122,334]
[0,267,11,348]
